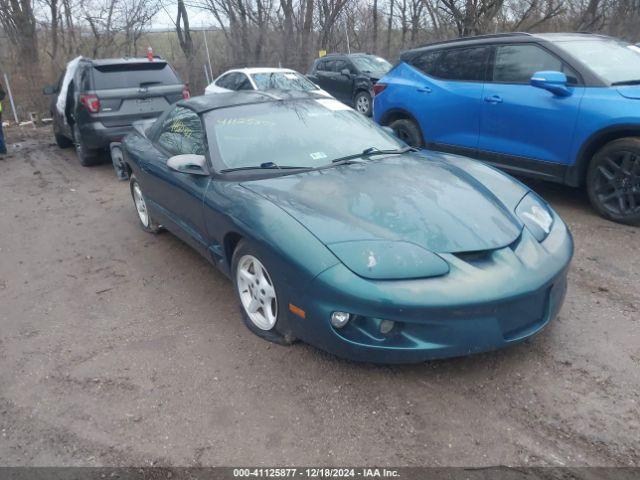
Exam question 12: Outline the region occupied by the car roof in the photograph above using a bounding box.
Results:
[178,90,326,114]
[404,32,617,55]
[318,53,376,59]
[221,67,298,75]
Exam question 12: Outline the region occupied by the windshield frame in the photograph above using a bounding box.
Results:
[203,99,404,178]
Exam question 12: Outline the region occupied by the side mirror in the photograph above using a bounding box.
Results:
[43,85,57,96]
[530,71,571,97]
[167,154,209,176]
[341,68,351,77]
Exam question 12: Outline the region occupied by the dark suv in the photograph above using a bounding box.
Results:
[44,57,187,167]
[307,53,392,116]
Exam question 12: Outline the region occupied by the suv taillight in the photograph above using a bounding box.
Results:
[182,87,191,100]
[80,94,101,113]
[372,83,387,96]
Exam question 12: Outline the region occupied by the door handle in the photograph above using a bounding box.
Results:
[484,95,503,104]
[417,86,432,93]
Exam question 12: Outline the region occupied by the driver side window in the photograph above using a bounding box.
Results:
[236,74,253,90]
[492,44,579,85]
[157,107,205,157]
[216,73,236,90]
[331,60,348,73]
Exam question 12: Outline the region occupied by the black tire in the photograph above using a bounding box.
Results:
[586,137,640,225]
[231,239,295,346]
[389,118,424,148]
[55,133,73,149]
[73,125,100,166]
[354,90,372,116]
[129,175,162,233]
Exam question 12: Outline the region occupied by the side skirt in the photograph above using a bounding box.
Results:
[427,142,569,185]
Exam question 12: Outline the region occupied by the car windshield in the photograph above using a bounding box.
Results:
[251,72,317,91]
[556,39,640,85]
[350,56,392,75]
[204,98,403,171]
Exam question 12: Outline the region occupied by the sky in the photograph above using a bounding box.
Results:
[152,3,217,30]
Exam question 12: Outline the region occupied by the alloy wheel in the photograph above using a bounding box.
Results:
[236,255,278,331]
[356,95,370,114]
[132,182,150,228]
[593,150,640,217]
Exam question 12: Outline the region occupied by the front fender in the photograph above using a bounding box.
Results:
[205,181,340,290]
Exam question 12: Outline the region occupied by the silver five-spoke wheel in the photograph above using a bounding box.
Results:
[356,94,370,114]
[132,182,149,228]
[236,254,278,331]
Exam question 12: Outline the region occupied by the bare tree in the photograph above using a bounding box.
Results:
[0,0,42,106]
[176,0,199,87]
[386,0,394,54]
[79,0,158,57]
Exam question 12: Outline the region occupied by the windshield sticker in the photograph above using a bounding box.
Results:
[170,120,193,138]
[284,73,298,79]
[310,152,328,160]
[315,98,353,111]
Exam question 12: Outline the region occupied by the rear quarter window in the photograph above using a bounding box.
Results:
[408,46,490,82]
[409,50,441,76]
[433,47,490,81]
[91,63,181,90]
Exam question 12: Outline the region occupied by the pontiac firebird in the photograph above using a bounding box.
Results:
[121,91,573,363]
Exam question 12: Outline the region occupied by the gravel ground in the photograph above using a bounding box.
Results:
[0,128,638,467]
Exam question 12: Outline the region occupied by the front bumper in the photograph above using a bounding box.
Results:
[286,215,573,364]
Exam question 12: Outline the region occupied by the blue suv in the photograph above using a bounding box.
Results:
[373,33,640,225]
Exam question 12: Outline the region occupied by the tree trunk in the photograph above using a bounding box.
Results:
[386,0,394,57]
[176,0,198,90]
[372,0,378,53]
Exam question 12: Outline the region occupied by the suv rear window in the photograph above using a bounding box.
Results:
[91,63,181,90]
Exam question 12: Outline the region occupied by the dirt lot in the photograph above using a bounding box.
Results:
[0,127,638,467]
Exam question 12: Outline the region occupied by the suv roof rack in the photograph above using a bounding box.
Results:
[88,56,166,66]
[417,32,533,49]
[323,52,371,57]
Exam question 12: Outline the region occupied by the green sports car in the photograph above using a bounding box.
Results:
[121,91,573,363]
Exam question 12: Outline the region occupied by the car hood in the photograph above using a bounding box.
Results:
[616,85,640,99]
[242,153,525,256]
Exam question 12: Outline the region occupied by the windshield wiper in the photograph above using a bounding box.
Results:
[220,162,311,173]
[330,146,413,166]
[220,147,413,173]
[611,79,640,86]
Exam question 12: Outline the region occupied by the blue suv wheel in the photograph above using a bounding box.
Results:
[587,138,640,225]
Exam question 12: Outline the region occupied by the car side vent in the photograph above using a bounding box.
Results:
[452,250,494,267]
